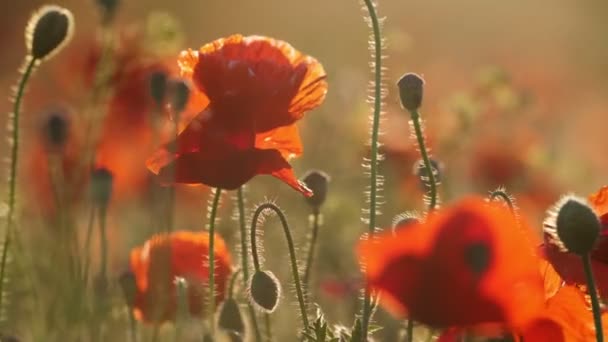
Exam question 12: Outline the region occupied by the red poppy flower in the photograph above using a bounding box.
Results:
[129,231,232,323]
[543,186,608,298]
[357,197,544,328]
[146,34,327,196]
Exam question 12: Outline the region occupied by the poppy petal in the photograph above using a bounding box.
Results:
[255,123,303,159]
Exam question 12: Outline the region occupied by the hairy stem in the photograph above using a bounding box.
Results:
[361,0,383,337]
[582,254,604,342]
[236,187,262,341]
[489,188,515,214]
[0,56,38,313]
[303,212,320,289]
[207,188,222,336]
[249,203,309,331]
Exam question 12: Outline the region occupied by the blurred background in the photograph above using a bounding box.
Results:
[1,0,607,340]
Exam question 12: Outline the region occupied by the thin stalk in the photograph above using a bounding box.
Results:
[228,268,242,299]
[98,206,109,288]
[82,206,96,285]
[0,56,38,312]
[410,110,438,211]
[360,0,383,338]
[207,188,222,337]
[582,254,604,342]
[263,313,273,342]
[236,187,262,341]
[406,319,414,342]
[249,203,309,331]
[303,212,320,288]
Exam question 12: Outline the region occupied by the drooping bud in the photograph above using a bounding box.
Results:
[544,196,601,256]
[397,73,424,112]
[169,79,191,114]
[391,212,420,232]
[41,107,70,152]
[249,270,281,313]
[118,271,137,307]
[26,5,74,61]
[218,298,245,336]
[301,170,330,213]
[90,168,113,212]
[149,71,168,107]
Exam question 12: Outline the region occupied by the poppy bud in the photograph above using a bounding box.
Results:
[301,170,330,213]
[169,79,191,114]
[249,270,281,313]
[397,73,424,112]
[90,168,113,211]
[218,298,245,335]
[149,71,168,107]
[392,212,420,232]
[119,271,137,307]
[41,108,70,151]
[26,5,74,61]
[554,196,600,256]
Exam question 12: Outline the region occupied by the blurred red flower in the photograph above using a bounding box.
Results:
[129,230,232,323]
[146,34,327,196]
[357,197,545,328]
[543,186,608,298]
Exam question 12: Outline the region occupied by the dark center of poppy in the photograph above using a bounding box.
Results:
[464,242,491,275]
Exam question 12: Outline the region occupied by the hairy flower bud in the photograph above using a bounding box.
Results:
[26,5,74,61]
[41,107,70,152]
[218,298,245,335]
[169,79,191,114]
[302,170,330,213]
[149,71,168,107]
[555,197,601,255]
[249,270,281,313]
[397,73,424,111]
[90,168,113,211]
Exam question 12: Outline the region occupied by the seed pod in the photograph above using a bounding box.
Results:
[249,270,281,313]
[218,298,245,335]
[555,197,600,256]
[26,5,74,61]
[301,170,330,213]
[397,73,424,112]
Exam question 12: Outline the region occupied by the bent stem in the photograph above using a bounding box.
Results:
[582,254,604,342]
[409,110,438,212]
[207,188,222,336]
[488,188,515,214]
[236,187,262,341]
[0,56,38,313]
[249,203,310,332]
[361,0,384,338]
[303,211,320,289]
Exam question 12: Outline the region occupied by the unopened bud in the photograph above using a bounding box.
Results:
[397,73,424,111]
[90,168,113,211]
[249,270,281,313]
[41,108,70,151]
[119,271,137,307]
[218,298,245,335]
[26,5,74,61]
[169,79,191,114]
[149,71,168,107]
[554,196,600,255]
[301,170,330,213]
[95,0,120,23]
[392,212,420,232]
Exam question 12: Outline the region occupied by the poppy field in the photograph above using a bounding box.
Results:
[1,0,607,341]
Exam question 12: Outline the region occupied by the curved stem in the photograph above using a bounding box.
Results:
[249,203,309,331]
[207,188,222,336]
[489,189,515,214]
[236,187,262,341]
[303,212,320,289]
[0,56,38,312]
[361,0,383,338]
[410,110,438,211]
[228,268,242,299]
[582,254,604,342]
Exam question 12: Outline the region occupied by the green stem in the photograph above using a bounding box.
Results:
[406,319,414,342]
[236,187,262,341]
[207,188,222,337]
[264,313,273,342]
[249,203,309,331]
[228,268,242,299]
[361,0,383,338]
[83,205,96,285]
[303,212,320,289]
[489,188,515,214]
[98,206,108,287]
[410,110,438,211]
[0,56,38,313]
[582,254,604,342]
